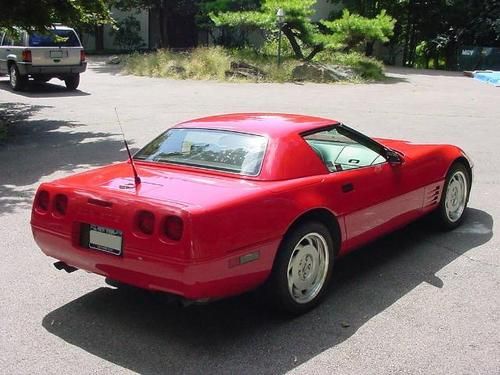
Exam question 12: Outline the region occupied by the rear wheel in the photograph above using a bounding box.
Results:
[64,74,80,90]
[9,64,27,91]
[433,162,471,230]
[264,221,334,315]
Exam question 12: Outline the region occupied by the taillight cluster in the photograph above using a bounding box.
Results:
[22,49,32,63]
[134,210,183,241]
[35,191,68,216]
[80,50,86,63]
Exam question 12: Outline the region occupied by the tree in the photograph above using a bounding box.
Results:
[210,0,323,60]
[321,10,395,53]
[110,16,145,50]
[0,0,113,31]
[115,0,201,48]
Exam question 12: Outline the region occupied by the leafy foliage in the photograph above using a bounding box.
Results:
[321,10,395,51]
[0,0,113,31]
[210,0,323,60]
[110,16,145,50]
[329,0,500,68]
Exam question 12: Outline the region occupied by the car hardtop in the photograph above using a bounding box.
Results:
[175,113,340,138]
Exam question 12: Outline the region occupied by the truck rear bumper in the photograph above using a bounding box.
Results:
[32,224,279,300]
[17,62,87,76]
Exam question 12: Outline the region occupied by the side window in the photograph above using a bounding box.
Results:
[1,33,13,46]
[12,32,24,46]
[304,127,386,172]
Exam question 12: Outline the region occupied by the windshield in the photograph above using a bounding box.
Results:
[134,128,267,176]
[29,30,81,47]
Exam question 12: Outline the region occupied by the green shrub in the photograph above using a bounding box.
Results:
[124,47,384,83]
[185,47,231,80]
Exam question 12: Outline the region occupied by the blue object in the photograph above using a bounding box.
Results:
[473,71,500,86]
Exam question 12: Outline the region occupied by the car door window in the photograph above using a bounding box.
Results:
[304,127,386,172]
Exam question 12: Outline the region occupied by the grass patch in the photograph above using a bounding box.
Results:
[124,47,385,83]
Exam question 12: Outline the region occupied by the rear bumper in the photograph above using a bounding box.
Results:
[17,62,87,76]
[32,224,279,300]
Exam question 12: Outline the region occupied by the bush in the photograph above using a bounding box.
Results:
[125,46,384,83]
[110,16,145,51]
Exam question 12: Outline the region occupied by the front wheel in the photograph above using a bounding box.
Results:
[264,222,334,315]
[433,162,471,230]
[9,64,27,91]
[64,74,80,90]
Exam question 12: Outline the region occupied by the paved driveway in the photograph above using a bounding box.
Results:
[0,60,499,375]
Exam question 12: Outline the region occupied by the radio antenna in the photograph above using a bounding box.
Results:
[115,108,141,187]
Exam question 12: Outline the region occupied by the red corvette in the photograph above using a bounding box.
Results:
[31,113,472,314]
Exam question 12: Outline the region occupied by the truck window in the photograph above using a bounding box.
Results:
[29,30,80,47]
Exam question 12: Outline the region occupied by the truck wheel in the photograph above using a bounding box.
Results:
[264,221,334,315]
[64,74,80,90]
[9,64,27,91]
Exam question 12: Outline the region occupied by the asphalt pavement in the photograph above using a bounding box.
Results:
[0,59,499,374]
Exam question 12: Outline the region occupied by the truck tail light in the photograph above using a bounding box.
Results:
[54,194,68,216]
[135,210,155,235]
[22,49,32,62]
[163,216,183,241]
[80,50,86,63]
[35,190,50,212]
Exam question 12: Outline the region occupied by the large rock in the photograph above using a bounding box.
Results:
[292,62,357,82]
[226,61,266,80]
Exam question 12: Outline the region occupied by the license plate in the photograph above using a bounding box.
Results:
[50,50,63,58]
[85,224,123,256]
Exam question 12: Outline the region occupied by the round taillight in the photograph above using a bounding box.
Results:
[54,194,68,215]
[36,190,50,211]
[136,210,155,235]
[163,216,183,241]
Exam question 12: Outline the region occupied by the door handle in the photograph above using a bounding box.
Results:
[342,183,354,193]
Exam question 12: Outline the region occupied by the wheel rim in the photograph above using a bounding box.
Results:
[287,232,329,304]
[9,66,17,87]
[445,170,468,222]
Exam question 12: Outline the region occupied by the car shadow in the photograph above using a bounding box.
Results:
[0,102,137,215]
[42,208,493,374]
[0,79,90,97]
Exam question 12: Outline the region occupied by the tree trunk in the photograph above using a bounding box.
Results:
[95,24,104,52]
[158,0,168,48]
[305,45,323,61]
[365,41,374,57]
[281,25,304,60]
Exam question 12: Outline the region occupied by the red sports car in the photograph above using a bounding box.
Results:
[31,113,472,314]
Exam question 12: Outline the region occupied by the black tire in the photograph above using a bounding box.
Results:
[34,77,51,83]
[432,162,471,230]
[64,74,80,90]
[264,221,335,315]
[9,63,27,91]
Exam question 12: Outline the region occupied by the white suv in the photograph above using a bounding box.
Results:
[0,25,87,91]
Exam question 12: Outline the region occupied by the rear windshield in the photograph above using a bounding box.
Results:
[134,128,267,176]
[29,30,80,47]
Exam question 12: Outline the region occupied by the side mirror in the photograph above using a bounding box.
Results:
[384,149,404,165]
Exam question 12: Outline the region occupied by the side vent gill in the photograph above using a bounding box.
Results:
[424,185,441,207]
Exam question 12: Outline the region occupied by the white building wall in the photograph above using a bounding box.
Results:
[82,8,149,51]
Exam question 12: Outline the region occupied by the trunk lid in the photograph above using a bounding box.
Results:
[54,162,266,210]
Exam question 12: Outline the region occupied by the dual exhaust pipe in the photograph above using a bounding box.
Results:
[53,261,78,273]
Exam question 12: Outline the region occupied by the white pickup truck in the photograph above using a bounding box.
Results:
[0,25,87,91]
